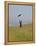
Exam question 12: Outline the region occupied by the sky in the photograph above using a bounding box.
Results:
[9,5,32,26]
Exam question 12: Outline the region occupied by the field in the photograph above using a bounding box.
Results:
[9,24,32,41]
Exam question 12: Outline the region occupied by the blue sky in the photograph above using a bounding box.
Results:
[9,5,32,26]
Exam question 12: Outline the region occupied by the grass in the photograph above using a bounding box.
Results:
[9,24,32,41]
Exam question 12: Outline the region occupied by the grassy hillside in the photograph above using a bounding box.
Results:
[9,24,32,41]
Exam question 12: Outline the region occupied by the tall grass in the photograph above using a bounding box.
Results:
[9,24,32,41]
